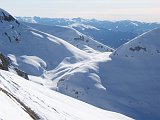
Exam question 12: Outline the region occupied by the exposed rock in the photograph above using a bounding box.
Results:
[129,46,146,52]
[0,10,20,25]
[15,20,20,26]
[0,53,29,80]
[156,50,160,53]
[0,53,9,70]
[1,11,15,22]
[14,68,29,80]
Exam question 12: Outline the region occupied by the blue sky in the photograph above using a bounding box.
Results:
[1,0,160,22]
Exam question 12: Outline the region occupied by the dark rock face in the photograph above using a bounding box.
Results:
[1,11,15,22]
[0,53,9,70]
[14,68,29,80]
[129,46,147,52]
[15,20,20,26]
[0,10,20,25]
[0,53,29,80]
[0,10,21,43]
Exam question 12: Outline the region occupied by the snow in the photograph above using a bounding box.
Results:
[113,28,160,57]
[24,22,113,52]
[0,12,90,76]
[31,31,44,38]
[0,8,160,120]
[97,28,160,119]
[16,16,160,48]
[16,16,37,23]
[0,70,132,120]
[0,92,33,120]
[131,22,139,26]
[69,23,100,30]
[0,59,2,65]
[42,28,160,120]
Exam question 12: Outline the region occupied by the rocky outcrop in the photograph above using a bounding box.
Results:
[1,11,15,22]
[0,9,20,25]
[0,53,9,70]
[14,68,29,80]
[0,53,29,80]
[129,46,146,52]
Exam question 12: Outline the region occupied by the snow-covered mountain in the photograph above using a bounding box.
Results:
[112,28,160,57]
[42,28,160,120]
[16,17,160,48]
[1,8,160,120]
[0,8,91,76]
[0,7,124,120]
[69,23,137,48]
[23,22,113,52]
[97,28,160,120]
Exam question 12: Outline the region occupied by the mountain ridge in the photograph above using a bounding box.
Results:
[16,16,160,48]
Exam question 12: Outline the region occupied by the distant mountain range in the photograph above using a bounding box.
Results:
[16,17,160,48]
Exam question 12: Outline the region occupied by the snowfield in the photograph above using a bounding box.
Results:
[0,70,132,120]
[0,8,160,120]
[24,22,113,52]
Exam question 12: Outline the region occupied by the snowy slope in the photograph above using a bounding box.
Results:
[0,70,132,120]
[42,28,160,120]
[112,28,160,57]
[24,22,113,52]
[99,28,160,120]
[0,8,90,76]
[98,28,160,120]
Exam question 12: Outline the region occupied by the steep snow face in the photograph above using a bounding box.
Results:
[0,70,132,120]
[0,91,33,120]
[24,23,113,52]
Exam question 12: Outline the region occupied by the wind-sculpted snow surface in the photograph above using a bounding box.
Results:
[43,28,160,120]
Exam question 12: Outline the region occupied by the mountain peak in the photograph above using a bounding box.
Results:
[112,28,160,58]
[0,8,20,25]
[0,8,15,21]
[0,8,21,43]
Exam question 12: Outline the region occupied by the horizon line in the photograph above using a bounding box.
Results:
[15,16,160,24]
